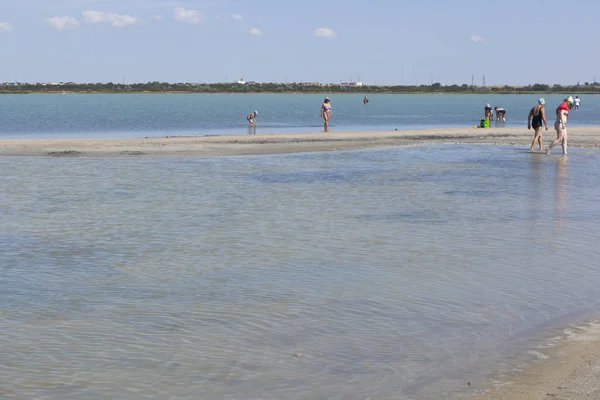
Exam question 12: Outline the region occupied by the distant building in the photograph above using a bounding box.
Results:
[237,78,246,85]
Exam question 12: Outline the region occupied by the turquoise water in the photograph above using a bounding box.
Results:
[0,93,597,138]
[2,145,600,399]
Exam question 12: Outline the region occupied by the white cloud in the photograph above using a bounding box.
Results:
[154,15,163,21]
[0,22,13,32]
[231,14,242,21]
[314,27,336,38]
[47,16,80,31]
[174,7,203,24]
[82,10,138,27]
[470,35,485,42]
[248,27,263,36]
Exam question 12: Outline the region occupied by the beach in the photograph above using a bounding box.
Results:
[474,320,600,400]
[1,126,600,157]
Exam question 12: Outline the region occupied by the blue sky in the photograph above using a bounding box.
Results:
[0,0,598,85]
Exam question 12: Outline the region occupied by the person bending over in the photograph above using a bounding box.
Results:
[494,106,506,122]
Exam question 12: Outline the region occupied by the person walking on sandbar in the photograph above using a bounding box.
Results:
[528,98,548,152]
[546,96,573,155]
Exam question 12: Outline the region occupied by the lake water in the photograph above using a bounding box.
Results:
[0,93,598,139]
[2,145,600,399]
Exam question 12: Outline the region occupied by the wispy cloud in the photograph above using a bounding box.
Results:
[231,14,242,21]
[47,16,80,31]
[470,35,485,42]
[174,7,203,24]
[0,22,14,32]
[153,15,163,21]
[314,27,336,38]
[248,27,263,36]
[82,10,138,27]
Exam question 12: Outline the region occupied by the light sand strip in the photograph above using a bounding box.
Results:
[1,127,599,157]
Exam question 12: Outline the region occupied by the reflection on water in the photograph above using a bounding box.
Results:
[1,145,600,399]
[552,156,568,249]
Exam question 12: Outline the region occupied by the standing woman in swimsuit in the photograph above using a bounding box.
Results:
[546,96,574,155]
[484,103,493,124]
[321,97,332,132]
[528,98,548,152]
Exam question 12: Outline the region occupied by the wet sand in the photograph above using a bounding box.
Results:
[1,126,600,157]
[473,320,600,400]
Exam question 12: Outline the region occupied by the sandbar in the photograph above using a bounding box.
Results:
[1,126,600,157]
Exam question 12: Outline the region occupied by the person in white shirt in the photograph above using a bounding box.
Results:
[574,96,581,110]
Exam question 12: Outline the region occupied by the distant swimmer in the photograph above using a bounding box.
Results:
[574,96,581,110]
[546,96,574,155]
[247,110,258,126]
[528,98,548,152]
[363,96,369,105]
[494,106,506,122]
[321,97,332,132]
[484,103,493,124]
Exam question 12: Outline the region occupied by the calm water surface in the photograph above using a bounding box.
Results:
[2,145,600,399]
[0,93,599,138]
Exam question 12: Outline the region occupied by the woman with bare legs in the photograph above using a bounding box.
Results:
[528,98,548,151]
[546,96,573,155]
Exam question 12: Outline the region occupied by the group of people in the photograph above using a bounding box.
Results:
[485,96,579,155]
[245,97,337,133]
[527,96,576,155]
[245,96,334,133]
[247,95,580,152]
[484,104,506,122]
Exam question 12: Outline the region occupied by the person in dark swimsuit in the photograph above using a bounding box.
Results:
[494,106,506,122]
[247,111,258,126]
[528,98,548,152]
[484,103,493,124]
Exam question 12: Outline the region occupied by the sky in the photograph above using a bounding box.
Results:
[0,0,598,85]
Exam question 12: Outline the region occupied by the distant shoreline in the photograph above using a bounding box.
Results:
[1,126,599,157]
[1,81,599,95]
[1,91,599,95]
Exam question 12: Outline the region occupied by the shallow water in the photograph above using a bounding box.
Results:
[0,93,597,138]
[2,145,600,399]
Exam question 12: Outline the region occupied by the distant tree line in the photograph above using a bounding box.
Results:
[1,81,600,94]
